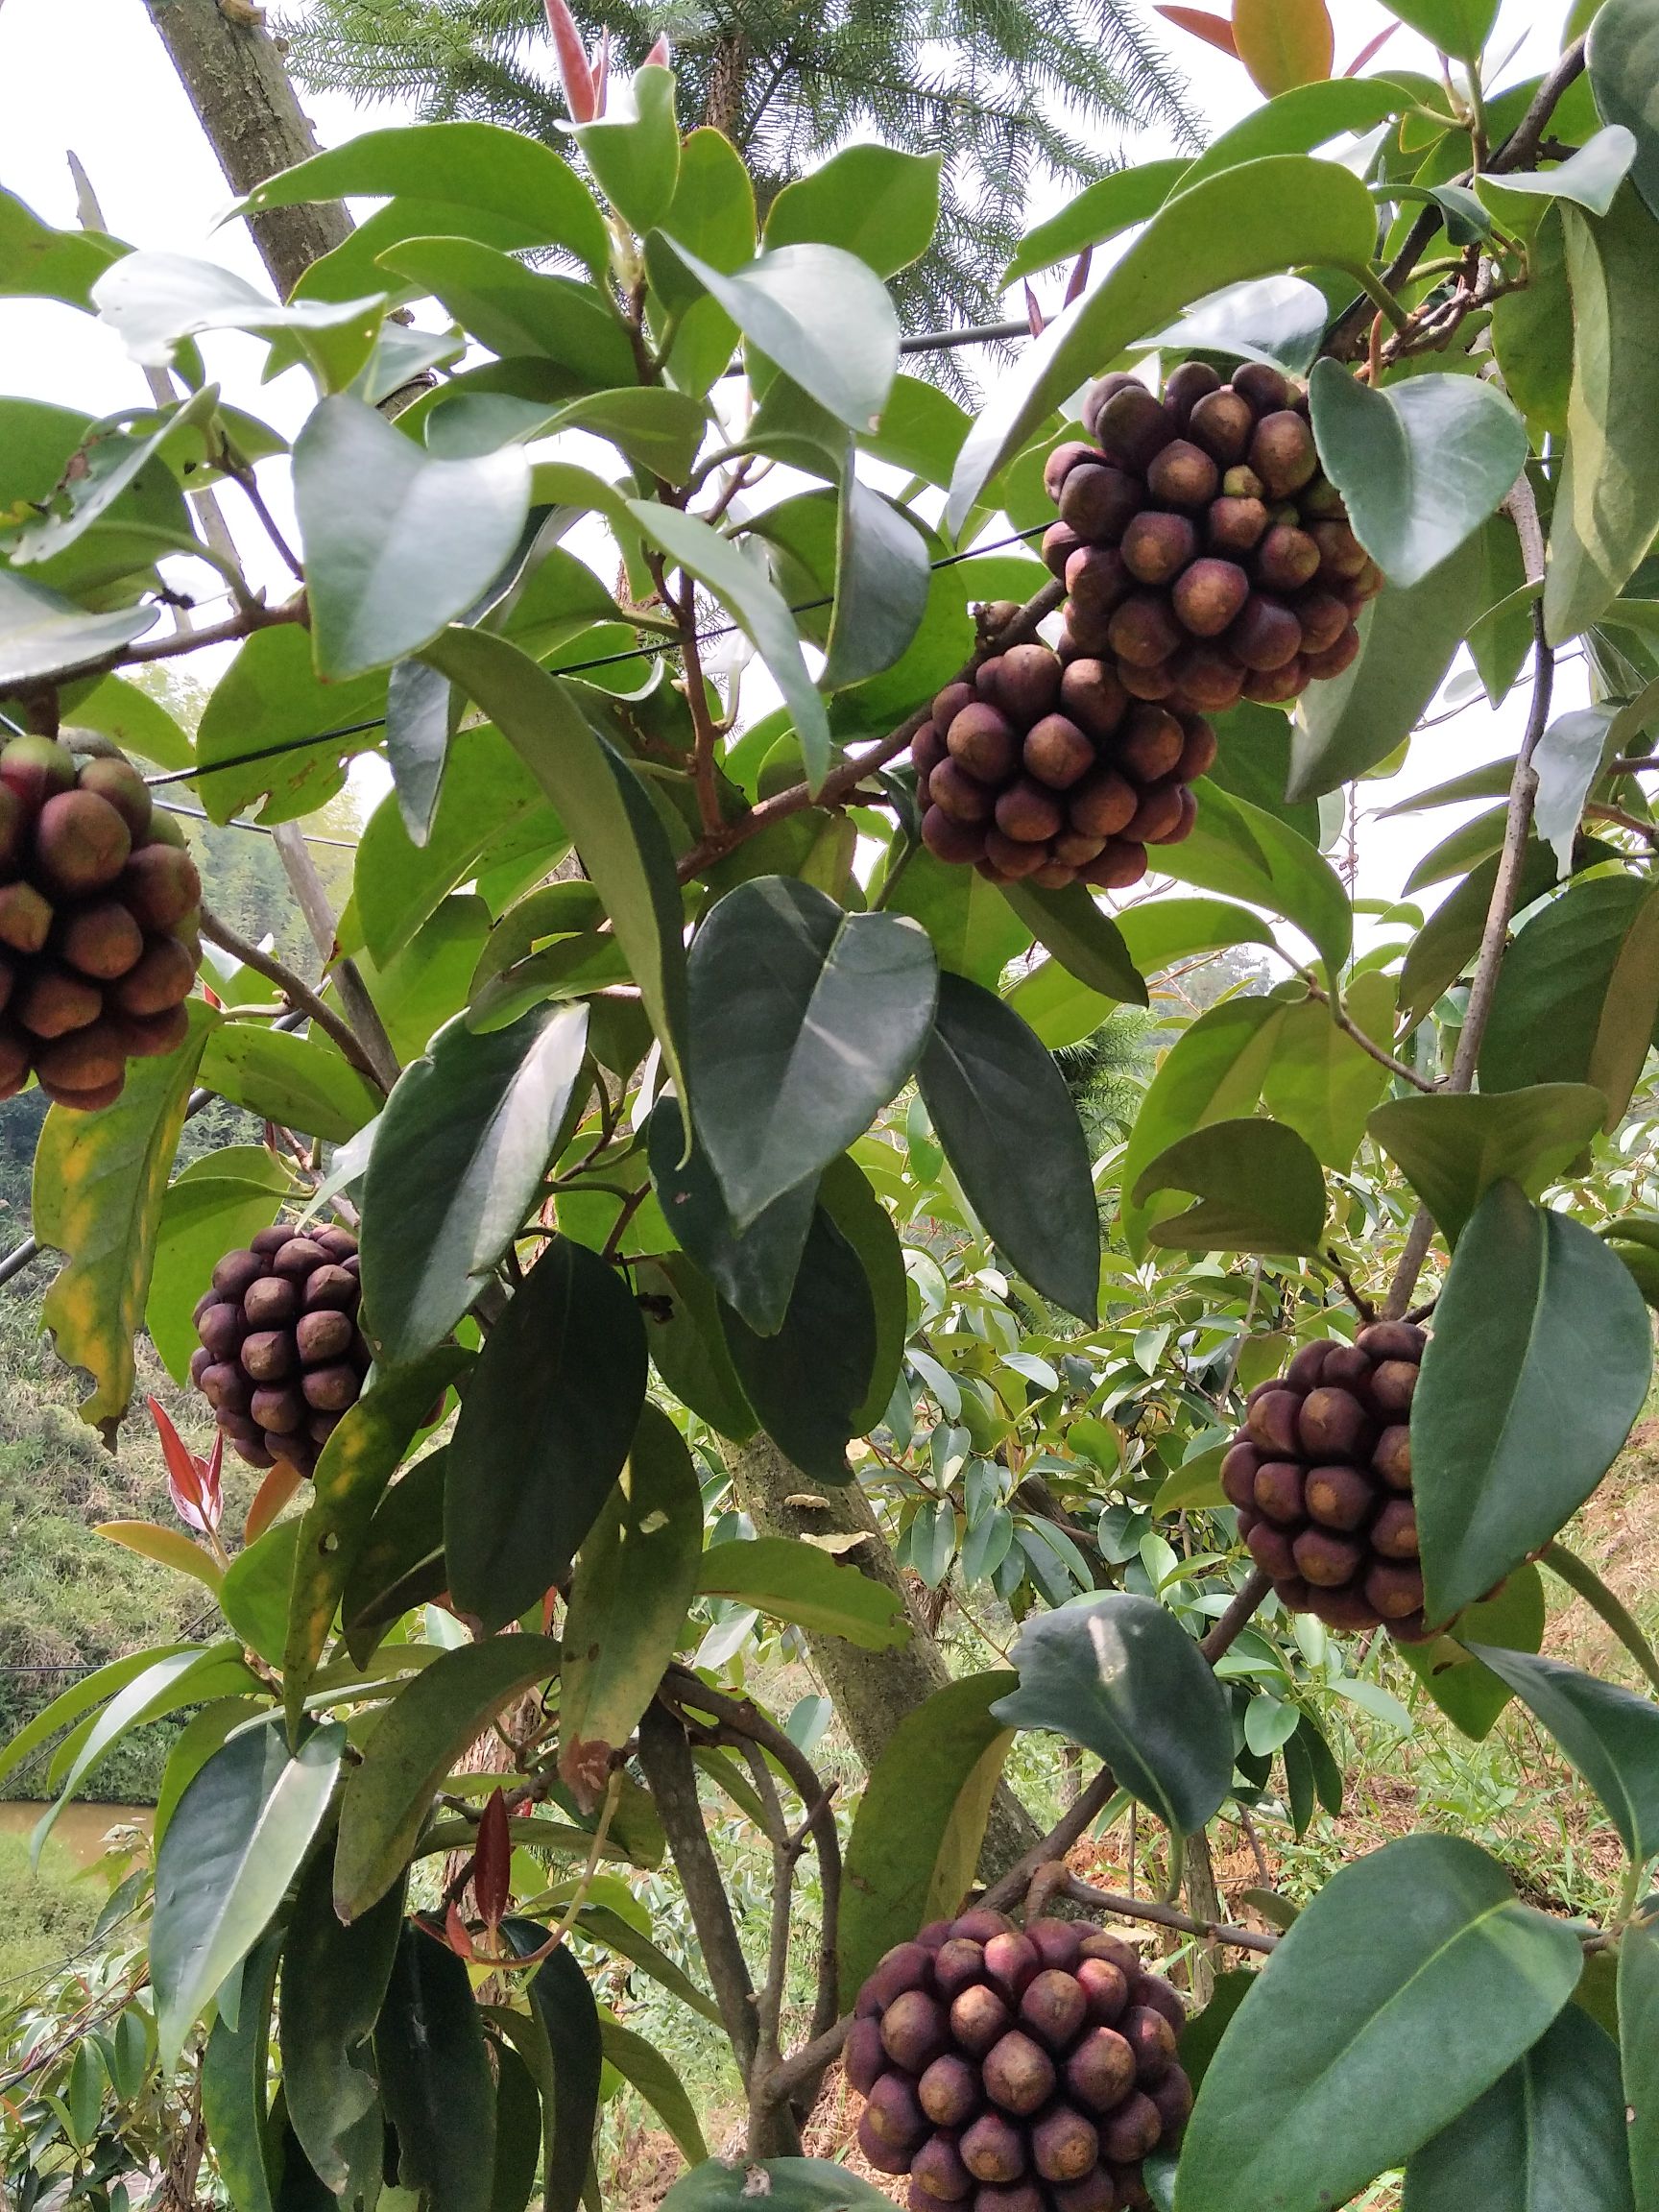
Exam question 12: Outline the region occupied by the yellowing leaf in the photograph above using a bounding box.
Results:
[1233,0,1334,93]
[95,1521,224,1594]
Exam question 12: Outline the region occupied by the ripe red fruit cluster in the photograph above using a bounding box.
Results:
[914,640,1214,891]
[0,734,201,1110]
[1045,362,1382,717]
[190,1225,368,1476]
[849,1910,1192,2212]
[1223,1321,1429,1638]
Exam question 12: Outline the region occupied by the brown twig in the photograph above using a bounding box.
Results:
[1057,1870,1278,1955]
[1200,1569,1274,1665]
[120,592,300,666]
[1298,972,1434,1093]
[977,1765,1120,1914]
[198,905,386,1089]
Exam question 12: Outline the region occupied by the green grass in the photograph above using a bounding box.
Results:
[0,1830,99,1990]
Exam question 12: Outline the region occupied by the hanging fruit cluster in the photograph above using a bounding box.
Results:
[1045,362,1381,716]
[190,1225,368,1476]
[1223,1320,1429,1638]
[849,1910,1192,2212]
[0,736,201,1109]
[915,641,1214,890]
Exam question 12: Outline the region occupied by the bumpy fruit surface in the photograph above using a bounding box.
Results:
[0,737,200,1110]
[1223,1321,1430,1637]
[189,1225,368,1476]
[1045,367,1381,720]
[913,641,1212,891]
[852,1911,1191,2211]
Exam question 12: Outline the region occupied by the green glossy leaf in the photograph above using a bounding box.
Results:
[92,252,384,390]
[1466,1646,1659,1859]
[560,1406,703,1801]
[1367,1085,1608,1241]
[992,1592,1233,1835]
[153,1719,343,2064]
[1309,361,1527,589]
[695,1536,908,1650]
[236,122,610,278]
[445,1236,646,1632]
[884,850,1032,988]
[597,2017,708,2168]
[817,1154,906,1431]
[281,1843,405,2201]
[148,1144,293,1385]
[377,1925,494,2212]
[200,1024,380,1145]
[659,240,899,434]
[1118,895,1280,975]
[39,1642,255,1850]
[918,972,1098,1322]
[1395,1566,1546,1741]
[1618,1911,1659,2207]
[294,396,530,681]
[489,2041,541,2212]
[1376,0,1497,60]
[636,1258,757,1439]
[661,2162,896,2212]
[196,626,387,826]
[333,1637,562,1920]
[0,1642,196,1795]
[999,880,1148,1007]
[508,1930,602,2212]
[686,875,936,1227]
[380,244,636,393]
[1414,1180,1652,1623]
[285,1349,469,1727]
[1481,875,1659,1118]
[1120,998,1287,1257]
[3,383,219,568]
[426,629,687,1096]
[36,1002,212,1434]
[0,567,157,691]
[948,156,1379,529]
[720,1209,877,1483]
[221,1523,301,1670]
[1482,125,1638,229]
[1397,834,1616,1025]
[1289,527,1494,798]
[1133,1116,1328,1255]
[341,1450,449,1663]
[646,1096,815,1335]
[1545,190,1659,643]
[1004,159,1188,281]
[1403,2005,1632,2211]
[1174,1834,1582,2212]
[361,1003,589,1366]
[574,65,679,231]
[1589,0,1659,224]
[64,670,193,771]
[764,145,940,275]
[1181,78,1415,185]
[820,474,930,690]
[202,1930,281,2212]
[1159,780,1352,975]
[838,1671,1017,2002]
[0,183,126,308]
[1262,974,1397,1171]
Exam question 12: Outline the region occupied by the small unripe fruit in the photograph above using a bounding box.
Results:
[996,781,1065,844]
[1164,359,1221,421]
[961,2111,1027,2185]
[112,934,196,1016]
[1131,1976,1187,2037]
[1242,657,1306,705]
[934,681,977,732]
[1024,715,1095,790]
[244,1275,300,1330]
[992,642,1064,724]
[1053,829,1106,867]
[301,1362,362,1412]
[75,757,154,843]
[1220,1441,1262,1510]
[1020,1967,1088,2051]
[1117,655,1177,700]
[1067,2022,1136,2110]
[950,1909,1015,1944]
[1069,768,1139,840]
[1120,2006,1176,2083]
[251,1384,304,1434]
[1304,626,1362,681]
[1025,1919,1084,1973]
[1079,1931,1141,1980]
[34,1020,123,1097]
[1145,438,1219,511]
[1372,1497,1419,1559]
[1232,361,1290,415]
[1245,1518,1299,1582]
[867,1940,936,2012]
[948,705,1021,787]
[1253,1460,1306,1526]
[197,1301,246,1359]
[1175,715,1217,781]
[882,1989,950,2075]
[1358,1321,1426,1361]
[0,735,77,811]
[213,1248,265,1299]
[1092,385,1174,471]
[1293,1526,1366,1588]
[1059,660,1128,743]
[1311,519,1368,581]
[35,790,132,896]
[1120,510,1197,586]
[1107,595,1182,669]
[845,2015,884,2094]
[983,1932,1040,2003]
[1295,589,1351,655]
[1078,839,1147,891]
[1031,2107,1099,2186]
[981,830,1047,881]
[1298,1385,1371,1461]
[121,845,201,930]
[1051,2175,1118,2212]
[1045,440,1105,503]
[930,761,998,828]
[15,963,101,1039]
[1170,645,1243,711]
[0,880,53,955]
[857,2110,913,2177]
[1312,1582,1384,1632]
[1060,464,1142,543]
[241,1329,296,1383]
[1366,1559,1427,1620]
[1305,1463,1377,1532]
[923,808,989,865]
[1206,493,1270,554]
[1228,594,1303,672]
[1150,2067,1194,2138]
[1249,411,1318,497]
[1371,1358,1418,1414]
[1044,521,1083,578]
[867,2072,929,2154]
[982,2029,1055,2116]
[912,2131,974,2202]
[1186,387,1255,466]
[274,1238,327,1282]
[1123,779,1186,846]
[1256,523,1321,591]
[973,2188,1043,2212]
[1246,1387,1301,1455]
[914,724,947,783]
[950,1983,1013,2057]
[919,2054,981,2128]
[1065,545,1133,626]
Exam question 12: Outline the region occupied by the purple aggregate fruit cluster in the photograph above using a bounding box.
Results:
[914,641,1214,891]
[0,735,202,1109]
[1222,1321,1429,1638]
[1045,362,1382,718]
[849,1910,1192,2212]
[190,1225,368,1477]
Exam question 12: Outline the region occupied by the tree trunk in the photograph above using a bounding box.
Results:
[723,1433,1042,1880]
[702,33,749,140]
[144,0,349,300]
[1181,1827,1222,2006]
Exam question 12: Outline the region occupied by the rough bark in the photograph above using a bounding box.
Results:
[1180,1826,1222,2006]
[723,1432,1042,1880]
[145,0,349,300]
[702,33,749,139]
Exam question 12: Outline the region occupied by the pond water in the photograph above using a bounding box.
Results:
[0,1802,153,1867]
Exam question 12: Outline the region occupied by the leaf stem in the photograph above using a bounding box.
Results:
[1344,264,1411,334]
[1541,1541,1659,1699]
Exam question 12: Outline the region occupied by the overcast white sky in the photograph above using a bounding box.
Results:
[0,0,1591,920]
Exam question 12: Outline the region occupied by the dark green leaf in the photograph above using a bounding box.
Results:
[821,474,930,690]
[1367,1085,1608,1241]
[817,1154,907,1431]
[1395,1566,1546,1741]
[948,155,1380,528]
[686,875,936,1227]
[1376,0,1496,59]
[1618,1910,1659,2206]
[646,1098,815,1336]
[695,1536,909,1650]
[333,1638,562,1920]
[918,972,1099,1322]
[993,1593,1233,1835]
[999,880,1148,1007]
[560,1406,703,1800]
[377,1926,494,2212]
[1589,0,1659,223]
[884,849,1032,988]
[199,1024,379,1145]
[1119,998,1286,1257]
[342,1449,450,1664]
[1465,1645,1659,1859]
[220,1523,301,1670]
[426,629,688,1096]
[597,2018,708,2167]
[1545,190,1659,643]
[489,2042,541,2212]
[509,1930,602,2212]
[1004,160,1188,281]
[1175,1834,1582,2212]
[763,146,941,275]
[1261,974,1397,1171]
[1481,874,1659,1126]
[1414,1181,1651,1623]
[445,1235,646,1632]
[196,627,386,826]
[721,1210,877,1484]
[1398,835,1618,1025]
[573,65,679,232]
[202,1930,282,2212]
[153,1720,343,2062]
[1403,2005,1632,2212]
[361,1003,589,1366]
[838,1672,1017,2002]
[280,1844,405,2201]
[1132,1116,1328,1255]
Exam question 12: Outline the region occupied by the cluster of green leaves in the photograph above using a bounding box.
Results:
[9,0,1659,2204]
